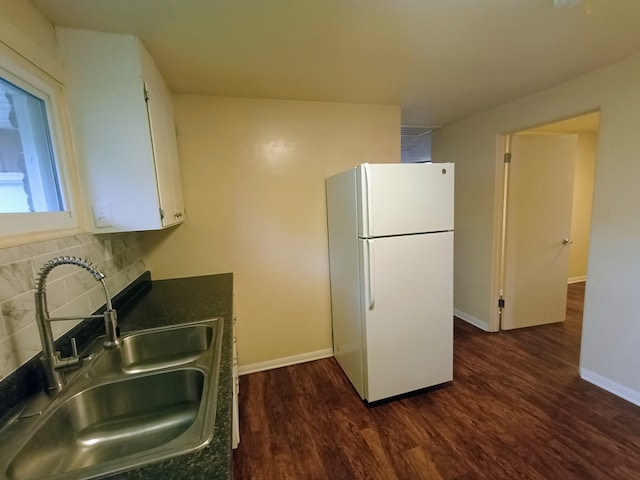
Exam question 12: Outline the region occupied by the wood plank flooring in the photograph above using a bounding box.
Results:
[233,283,640,479]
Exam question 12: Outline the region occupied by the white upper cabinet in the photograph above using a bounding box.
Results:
[58,28,185,232]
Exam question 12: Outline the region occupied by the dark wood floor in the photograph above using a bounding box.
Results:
[233,283,640,479]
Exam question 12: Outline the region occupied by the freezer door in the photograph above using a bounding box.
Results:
[359,231,453,402]
[357,163,454,238]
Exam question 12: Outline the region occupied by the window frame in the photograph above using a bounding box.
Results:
[0,44,79,237]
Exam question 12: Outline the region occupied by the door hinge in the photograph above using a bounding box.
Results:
[498,298,505,309]
[143,84,150,102]
[159,208,165,220]
[504,153,512,163]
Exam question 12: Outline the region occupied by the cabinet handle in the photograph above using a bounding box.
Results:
[174,212,183,219]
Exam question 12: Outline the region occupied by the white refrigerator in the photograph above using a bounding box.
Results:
[326,162,454,402]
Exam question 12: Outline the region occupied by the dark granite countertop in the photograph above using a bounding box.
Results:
[0,271,234,480]
[110,273,234,480]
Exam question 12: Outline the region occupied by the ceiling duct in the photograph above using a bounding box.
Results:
[400,125,437,163]
[400,125,437,137]
[553,0,591,14]
[553,0,582,7]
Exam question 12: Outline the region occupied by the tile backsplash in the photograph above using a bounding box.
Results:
[0,232,146,380]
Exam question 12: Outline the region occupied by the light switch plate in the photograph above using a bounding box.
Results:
[92,203,113,228]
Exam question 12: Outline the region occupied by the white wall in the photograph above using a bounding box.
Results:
[433,53,640,405]
[0,3,146,381]
[142,96,400,370]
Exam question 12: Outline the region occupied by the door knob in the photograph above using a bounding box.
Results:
[563,238,573,245]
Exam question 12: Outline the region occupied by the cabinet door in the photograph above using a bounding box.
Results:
[139,44,185,227]
[59,28,185,232]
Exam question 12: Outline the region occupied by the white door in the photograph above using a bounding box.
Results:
[502,134,577,330]
[360,231,453,401]
[357,163,454,238]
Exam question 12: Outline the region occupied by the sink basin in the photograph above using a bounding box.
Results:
[89,323,214,378]
[0,318,223,480]
[7,370,205,480]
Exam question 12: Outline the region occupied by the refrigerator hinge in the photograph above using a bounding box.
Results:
[504,153,512,163]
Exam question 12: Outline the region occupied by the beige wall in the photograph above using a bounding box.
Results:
[142,96,400,368]
[0,0,58,60]
[569,133,596,281]
[433,53,640,403]
[0,0,65,86]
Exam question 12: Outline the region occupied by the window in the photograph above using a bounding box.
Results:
[0,46,77,236]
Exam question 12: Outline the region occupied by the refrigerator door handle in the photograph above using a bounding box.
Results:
[363,163,373,237]
[366,239,375,310]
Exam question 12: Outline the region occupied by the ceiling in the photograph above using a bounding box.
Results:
[28,0,640,127]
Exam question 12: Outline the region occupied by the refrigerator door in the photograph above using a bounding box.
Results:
[359,231,453,402]
[357,163,454,238]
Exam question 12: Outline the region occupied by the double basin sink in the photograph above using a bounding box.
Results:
[0,318,223,480]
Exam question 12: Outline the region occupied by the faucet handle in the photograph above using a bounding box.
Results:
[71,337,78,357]
[54,338,82,371]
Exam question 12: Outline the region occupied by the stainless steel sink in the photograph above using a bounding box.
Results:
[88,323,214,378]
[0,318,223,480]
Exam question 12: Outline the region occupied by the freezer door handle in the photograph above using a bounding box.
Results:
[365,239,375,310]
[363,163,373,237]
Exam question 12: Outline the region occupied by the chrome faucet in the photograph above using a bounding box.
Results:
[35,256,121,392]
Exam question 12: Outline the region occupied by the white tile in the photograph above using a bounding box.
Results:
[50,294,90,339]
[0,232,146,378]
[50,292,92,318]
[0,259,33,303]
[44,277,68,311]
[32,253,72,283]
[23,239,60,258]
[56,236,82,250]
[0,323,40,379]
[0,245,27,266]
[64,269,97,301]
[88,283,110,312]
[1,290,36,335]
[58,244,84,262]
[86,240,105,266]
[0,308,6,341]
[50,318,82,339]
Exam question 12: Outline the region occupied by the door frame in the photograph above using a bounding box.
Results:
[488,134,508,332]
[489,113,599,332]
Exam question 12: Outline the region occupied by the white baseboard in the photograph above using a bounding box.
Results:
[238,348,334,376]
[454,309,491,332]
[568,276,587,284]
[580,368,640,407]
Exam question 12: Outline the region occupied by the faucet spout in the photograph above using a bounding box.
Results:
[35,256,121,392]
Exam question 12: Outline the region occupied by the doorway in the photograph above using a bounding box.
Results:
[498,112,598,340]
